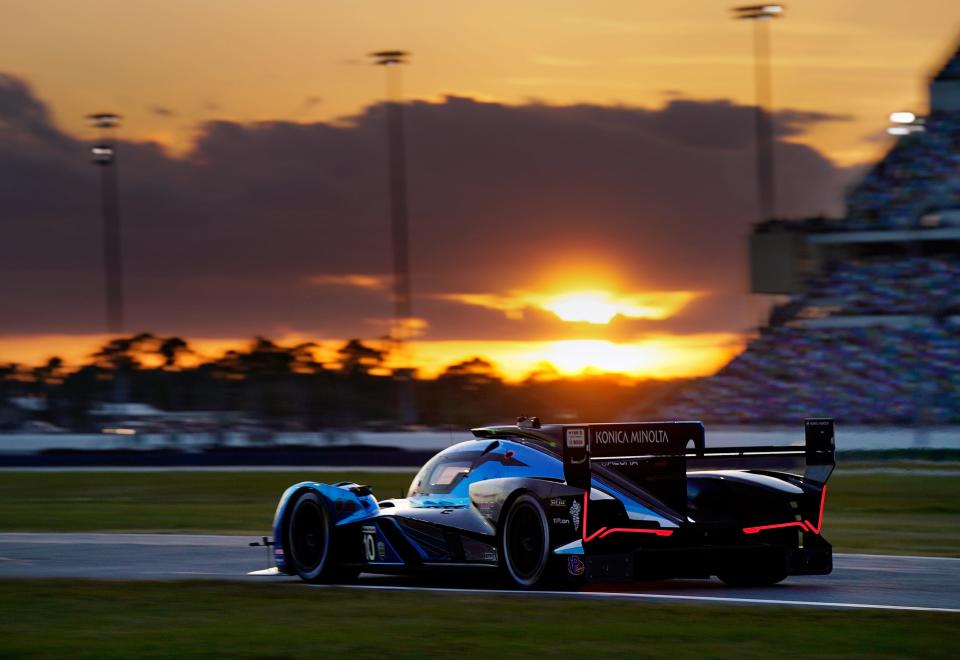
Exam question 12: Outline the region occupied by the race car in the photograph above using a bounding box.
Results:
[270,417,834,588]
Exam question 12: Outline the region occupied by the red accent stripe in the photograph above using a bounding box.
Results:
[742,521,809,535]
[742,485,828,535]
[581,492,673,542]
[581,493,606,542]
[599,527,674,539]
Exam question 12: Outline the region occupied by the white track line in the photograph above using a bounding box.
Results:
[304,583,960,613]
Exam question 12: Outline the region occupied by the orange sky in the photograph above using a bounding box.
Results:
[2,0,957,165]
[0,1,957,380]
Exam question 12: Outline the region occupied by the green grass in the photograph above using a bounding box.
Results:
[0,471,411,534]
[0,470,958,556]
[821,473,960,556]
[0,580,955,659]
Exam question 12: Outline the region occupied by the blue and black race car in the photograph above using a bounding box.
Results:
[270,417,834,588]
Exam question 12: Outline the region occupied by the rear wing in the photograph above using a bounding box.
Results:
[688,418,835,484]
[560,418,835,515]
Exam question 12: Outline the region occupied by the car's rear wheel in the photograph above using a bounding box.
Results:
[500,493,551,588]
[286,491,357,583]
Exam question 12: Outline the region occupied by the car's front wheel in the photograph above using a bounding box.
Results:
[285,491,357,583]
[500,493,551,588]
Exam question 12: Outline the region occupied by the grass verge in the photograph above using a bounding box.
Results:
[0,580,956,659]
[0,470,957,556]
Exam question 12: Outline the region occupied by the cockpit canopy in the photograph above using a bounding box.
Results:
[406,438,560,498]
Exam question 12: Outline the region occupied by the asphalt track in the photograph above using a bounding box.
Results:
[0,533,957,612]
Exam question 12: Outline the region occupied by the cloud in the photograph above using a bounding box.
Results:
[0,73,856,344]
[306,274,388,290]
[438,290,698,324]
[301,96,323,111]
[0,74,72,150]
[150,106,177,117]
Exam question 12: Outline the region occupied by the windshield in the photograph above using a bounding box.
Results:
[407,452,475,497]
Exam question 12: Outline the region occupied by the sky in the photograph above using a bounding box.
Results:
[0,1,958,379]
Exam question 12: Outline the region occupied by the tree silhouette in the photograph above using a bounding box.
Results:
[92,333,156,372]
[157,337,191,370]
[438,357,501,390]
[337,340,386,376]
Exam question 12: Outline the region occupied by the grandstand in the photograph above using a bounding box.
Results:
[662,38,960,425]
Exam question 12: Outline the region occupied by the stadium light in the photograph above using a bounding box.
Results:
[86,112,125,335]
[733,5,785,221]
[87,112,121,129]
[370,50,408,66]
[733,4,785,20]
[886,111,926,135]
[889,111,917,124]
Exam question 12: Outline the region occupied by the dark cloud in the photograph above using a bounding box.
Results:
[0,74,856,341]
[301,96,323,111]
[0,75,72,150]
[150,106,177,117]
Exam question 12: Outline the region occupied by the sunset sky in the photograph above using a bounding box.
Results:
[1,1,958,379]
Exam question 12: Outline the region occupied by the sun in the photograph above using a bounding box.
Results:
[544,291,619,324]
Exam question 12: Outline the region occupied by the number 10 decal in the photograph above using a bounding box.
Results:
[362,526,377,561]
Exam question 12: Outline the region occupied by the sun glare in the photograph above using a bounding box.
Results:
[543,290,697,324]
[545,292,618,324]
[544,340,655,374]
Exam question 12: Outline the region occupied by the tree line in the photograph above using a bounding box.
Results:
[0,334,683,431]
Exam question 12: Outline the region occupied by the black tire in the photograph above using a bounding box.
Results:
[285,491,357,583]
[500,493,551,588]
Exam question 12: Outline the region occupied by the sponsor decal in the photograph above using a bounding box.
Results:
[274,548,284,556]
[567,555,585,577]
[476,501,496,517]
[549,497,567,508]
[593,428,670,445]
[483,551,498,562]
[377,541,386,561]
[361,525,376,534]
[569,499,582,532]
[552,517,570,525]
[565,428,586,448]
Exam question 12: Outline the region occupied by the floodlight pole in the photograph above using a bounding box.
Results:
[734,5,783,221]
[88,113,125,335]
[370,50,416,424]
[370,51,413,357]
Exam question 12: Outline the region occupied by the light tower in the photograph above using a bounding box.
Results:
[369,50,416,424]
[733,4,784,222]
[87,112,125,335]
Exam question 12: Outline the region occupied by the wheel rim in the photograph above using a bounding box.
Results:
[506,500,547,583]
[290,498,328,573]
